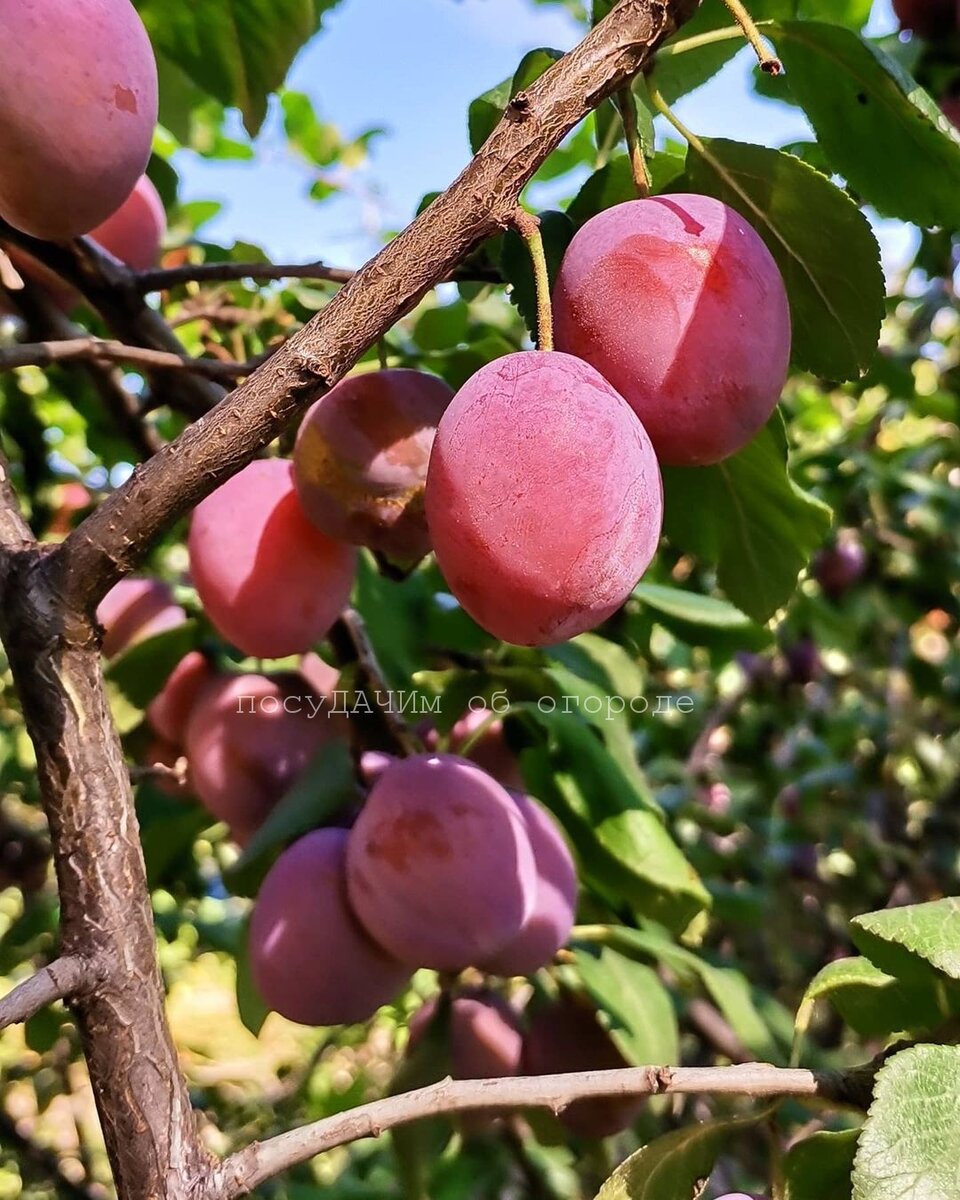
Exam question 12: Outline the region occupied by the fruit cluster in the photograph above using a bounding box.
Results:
[0,1,165,313]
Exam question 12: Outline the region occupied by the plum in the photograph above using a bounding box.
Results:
[893,0,957,37]
[425,351,663,646]
[294,369,453,563]
[522,996,644,1138]
[188,459,356,659]
[345,754,537,970]
[146,651,214,748]
[813,531,867,599]
[96,577,186,659]
[407,988,523,1080]
[185,673,342,845]
[481,794,577,976]
[554,195,791,466]
[249,828,409,1026]
[0,0,158,238]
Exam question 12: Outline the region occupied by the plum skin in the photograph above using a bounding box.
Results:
[96,577,186,659]
[249,828,409,1027]
[554,195,791,467]
[407,988,523,1080]
[294,369,453,562]
[425,351,663,647]
[146,651,214,748]
[481,794,578,976]
[188,459,356,659]
[522,996,645,1138]
[184,673,342,845]
[0,0,158,239]
[345,754,537,971]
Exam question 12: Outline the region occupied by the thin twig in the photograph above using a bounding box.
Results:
[211,1062,865,1198]
[720,0,782,73]
[0,957,91,1032]
[0,336,270,382]
[136,260,355,293]
[615,88,652,197]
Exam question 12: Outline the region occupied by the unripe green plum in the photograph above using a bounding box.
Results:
[294,369,454,563]
[522,996,644,1138]
[96,577,186,659]
[481,794,577,976]
[250,828,409,1026]
[188,459,356,658]
[146,651,215,748]
[0,0,158,239]
[425,351,663,646]
[184,673,342,845]
[346,754,537,971]
[554,196,791,466]
[407,988,523,1080]
[893,0,957,37]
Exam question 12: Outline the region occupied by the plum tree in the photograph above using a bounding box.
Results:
[188,459,356,658]
[0,0,158,239]
[407,988,523,1079]
[249,828,409,1026]
[813,531,867,599]
[294,369,454,562]
[481,794,577,976]
[96,577,186,659]
[425,351,663,646]
[146,651,215,747]
[345,753,537,970]
[523,996,645,1138]
[893,0,957,37]
[184,672,341,845]
[553,196,791,466]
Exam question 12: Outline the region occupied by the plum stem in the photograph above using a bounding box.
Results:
[615,88,651,199]
[720,0,783,74]
[647,82,705,155]
[511,210,555,352]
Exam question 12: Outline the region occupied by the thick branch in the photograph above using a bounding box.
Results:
[53,0,700,616]
[0,956,91,1031]
[210,1063,853,1199]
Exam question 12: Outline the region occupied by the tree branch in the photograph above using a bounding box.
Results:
[0,335,269,381]
[210,1062,857,1199]
[0,956,92,1031]
[51,0,700,617]
[136,259,356,292]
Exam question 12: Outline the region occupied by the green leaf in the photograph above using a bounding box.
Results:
[235,916,269,1036]
[683,138,884,380]
[633,583,756,630]
[853,1045,960,1200]
[851,898,960,984]
[105,620,200,712]
[499,211,575,345]
[413,302,471,353]
[784,1129,858,1200]
[576,946,679,1067]
[595,1114,762,1199]
[769,21,960,229]
[519,713,710,933]
[661,415,832,622]
[568,151,685,225]
[468,48,563,153]
[800,956,952,1038]
[136,0,325,134]
[225,740,359,895]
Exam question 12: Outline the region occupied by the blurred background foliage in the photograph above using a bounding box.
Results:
[1,1,959,1198]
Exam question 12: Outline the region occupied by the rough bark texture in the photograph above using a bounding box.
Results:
[0,4,702,1197]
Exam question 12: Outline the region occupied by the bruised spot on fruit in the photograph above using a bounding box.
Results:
[113,84,138,114]
[367,810,453,871]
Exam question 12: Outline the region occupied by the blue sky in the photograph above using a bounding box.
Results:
[174,0,904,270]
